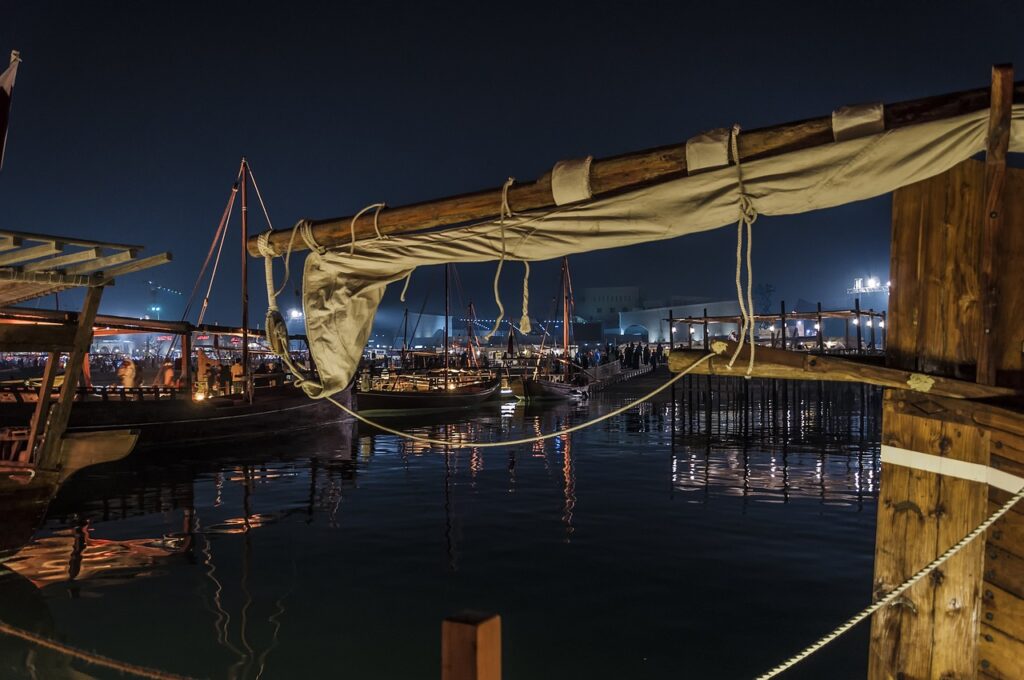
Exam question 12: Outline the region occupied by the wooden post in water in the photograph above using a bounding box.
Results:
[869,64,1024,680]
[442,612,501,680]
[816,302,824,352]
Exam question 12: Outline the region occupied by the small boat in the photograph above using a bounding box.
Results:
[520,375,588,401]
[355,375,501,414]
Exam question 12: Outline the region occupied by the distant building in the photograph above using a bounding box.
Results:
[576,286,641,326]
[619,300,741,344]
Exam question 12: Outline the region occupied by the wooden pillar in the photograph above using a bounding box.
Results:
[442,612,501,680]
[36,284,103,470]
[869,309,876,351]
[702,307,708,351]
[780,300,787,351]
[854,297,863,354]
[181,330,192,394]
[870,98,1024,680]
[24,351,59,463]
[816,302,824,352]
[668,310,674,350]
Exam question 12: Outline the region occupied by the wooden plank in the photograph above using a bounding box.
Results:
[0,323,78,352]
[442,612,501,680]
[0,242,62,266]
[0,228,141,251]
[25,352,59,463]
[35,285,103,470]
[0,235,23,252]
[96,252,172,282]
[22,247,101,272]
[978,65,1014,386]
[984,582,1024,643]
[980,622,1024,679]
[985,544,1024,597]
[249,80,1024,256]
[64,249,136,275]
[668,343,1017,399]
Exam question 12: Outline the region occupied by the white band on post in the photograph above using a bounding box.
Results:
[685,127,731,173]
[881,444,1024,494]
[832,102,885,142]
[551,156,594,206]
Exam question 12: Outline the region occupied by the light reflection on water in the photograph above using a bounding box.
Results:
[0,376,880,679]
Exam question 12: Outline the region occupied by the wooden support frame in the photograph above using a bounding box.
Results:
[442,612,501,680]
[24,352,59,463]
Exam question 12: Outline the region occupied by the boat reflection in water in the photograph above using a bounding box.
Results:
[0,380,881,679]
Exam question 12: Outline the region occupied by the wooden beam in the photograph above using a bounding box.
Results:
[0,235,23,252]
[442,612,501,680]
[977,65,1014,386]
[36,284,104,471]
[0,268,97,287]
[96,252,172,282]
[0,323,78,352]
[64,249,136,274]
[0,228,142,251]
[22,247,102,272]
[0,242,62,266]
[667,342,1017,399]
[25,352,59,463]
[249,80,1024,256]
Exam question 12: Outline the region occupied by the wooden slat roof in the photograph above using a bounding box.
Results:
[0,229,171,305]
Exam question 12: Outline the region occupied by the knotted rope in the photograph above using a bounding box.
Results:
[349,202,387,255]
[298,220,326,255]
[483,178,516,340]
[725,124,757,377]
[519,260,532,333]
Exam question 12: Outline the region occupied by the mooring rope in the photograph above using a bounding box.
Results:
[755,483,1024,679]
[0,620,195,680]
[323,353,713,449]
[725,123,757,377]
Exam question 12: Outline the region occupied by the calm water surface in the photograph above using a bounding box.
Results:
[0,374,882,679]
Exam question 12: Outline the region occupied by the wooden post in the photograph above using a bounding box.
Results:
[442,612,501,680]
[816,302,824,352]
[869,309,876,351]
[780,301,787,351]
[36,284,103,470]
[870,139,1024,677]
[977,64,1013,386]
[854,297,863,354]
[181,330,192,394]
[688,323,693,350]
[668,309,674,350]
[702,307,708,351]
[24,351,59,463]
[845,317,850,351]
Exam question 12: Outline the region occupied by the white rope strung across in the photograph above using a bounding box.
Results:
[349,202,387,255]
[754,483,1024,680]
[725,123,758,377]
[325,353,714,449]
[0,618,194,680]
[483,177,516,341]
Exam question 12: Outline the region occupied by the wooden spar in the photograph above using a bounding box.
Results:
[667,342,1017,400]
[561,257,569,353]
[240,159,250,383]
[247,80,1024,257]
[977,65,1013,386]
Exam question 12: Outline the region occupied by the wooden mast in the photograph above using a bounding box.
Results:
[248,81,1024,257]
[561,257,569,360]
[240,158,250,388]
[444,263,449,385]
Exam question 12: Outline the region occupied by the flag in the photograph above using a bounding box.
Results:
[0,50,21,171]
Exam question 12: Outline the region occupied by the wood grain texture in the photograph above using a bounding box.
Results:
[980,622,1024,679]
[442,613,501,680]
[249,82,1024,256]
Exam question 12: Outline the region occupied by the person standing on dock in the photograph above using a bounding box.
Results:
[230,358,244,394]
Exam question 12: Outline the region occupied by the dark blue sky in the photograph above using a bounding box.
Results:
[1,1,1022,323]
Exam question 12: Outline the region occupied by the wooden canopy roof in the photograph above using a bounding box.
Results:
[0,229,171,305]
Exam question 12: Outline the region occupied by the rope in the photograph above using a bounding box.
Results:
[519,260,532,333]
[399,269,414,303]
[483,178,516,341]
[349,203,387,255]
[325,353,713,448]
[725,124,758,377]
[0,619,195,680]
[755,483,1024,679]
[299,220,326,255]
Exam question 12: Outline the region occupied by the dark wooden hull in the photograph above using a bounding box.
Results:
[355,378,501,414]
[520,376,588,401]
[0,384,354,449]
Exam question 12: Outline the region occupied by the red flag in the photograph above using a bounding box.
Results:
[0,50,21,171]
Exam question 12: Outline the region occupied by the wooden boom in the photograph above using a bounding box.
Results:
[668,341,1020,400]
[248,81,1024,257]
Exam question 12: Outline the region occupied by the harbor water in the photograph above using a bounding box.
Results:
[0,372,882,679]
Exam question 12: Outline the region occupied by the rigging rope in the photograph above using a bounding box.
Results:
[755,483,1024,679]
[483,177,516,341]
[323,353,713,448]
[519,260,531,333]
[725,124,757,377]
[349,203,387,255]
[0,619,195,680]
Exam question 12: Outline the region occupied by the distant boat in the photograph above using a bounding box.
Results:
[519,375,588,401]
[354,374,501,414]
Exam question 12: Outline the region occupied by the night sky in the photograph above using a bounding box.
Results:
[1,1,1022,325]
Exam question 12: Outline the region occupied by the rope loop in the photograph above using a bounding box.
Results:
[399,268,415,303]
[725,124,757,377]
[483,178,517,341]
[349,202,387,255]
[299,220,327,255]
